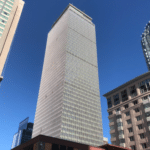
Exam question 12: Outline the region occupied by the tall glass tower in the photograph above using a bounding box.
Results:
[141,21,150,71]
[11,117,33,149]
[0,0,25,82]
[32,4,103,147]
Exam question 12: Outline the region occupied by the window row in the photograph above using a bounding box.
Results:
[108,106,139,116]
[107,78,150,108]
[111,132,146,141]
[107,89,138,108]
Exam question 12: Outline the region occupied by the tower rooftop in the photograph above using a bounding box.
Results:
[52,3,92,28]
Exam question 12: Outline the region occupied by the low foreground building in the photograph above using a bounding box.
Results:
[11,134,131,150]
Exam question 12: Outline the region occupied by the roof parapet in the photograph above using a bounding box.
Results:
[52,3,92,28]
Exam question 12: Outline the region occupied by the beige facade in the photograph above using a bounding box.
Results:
[104,72,150,150]
[0,0,25,82]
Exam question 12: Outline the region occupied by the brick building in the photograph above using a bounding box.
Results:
[104,71,150,150]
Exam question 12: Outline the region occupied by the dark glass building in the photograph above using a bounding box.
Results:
[11,117,33,149]
[141,21,150,71]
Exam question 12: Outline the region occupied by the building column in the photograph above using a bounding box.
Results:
[122,112,129,148]
[130,109,139,150]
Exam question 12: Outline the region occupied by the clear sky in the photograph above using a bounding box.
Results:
[0,0,150,149]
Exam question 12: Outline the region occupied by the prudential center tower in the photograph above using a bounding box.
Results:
[32,4,103,147]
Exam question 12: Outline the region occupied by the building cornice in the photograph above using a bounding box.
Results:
[103,71,150,97]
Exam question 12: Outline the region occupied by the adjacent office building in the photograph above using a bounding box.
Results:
[11,117,33,149]
[0,0,25,82]
[141,21,150,71]
[32,4,103,147]
[103,72,150,150]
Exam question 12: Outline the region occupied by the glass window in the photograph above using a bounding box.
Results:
[125,111,130,116]
[0,28,3,32]
[142,96,148,101]
[139,78,150,93]
[108,111,112,116]
[121,89,128,102]
[120,139,125,143]
[127,119,131,124]
[107,98,112,108]
[113,94,120,105]
[124,104,129,109]
[116,115,121,119]
[117,122,123,127]
[2,11,9,16]
[133,100,138,105]
[111,133,115,138]
[145,112,150,117]
[130,85,137,98]
[139,133,145,139]
[3,7,11,12]
[112,141,116,145]
[134,108,140,113]
[109,118,114,123]
[136,116,141,121]
[110,125,114,130]
[0,19,6,23]
[6,1,13,6]
[128,127,133,133]
[129,136,134,141]
[0,14,8,20]
[119,130,124,135]
[116,108,120,112]
[144,103,150,109]
[147,122,150,126]
[141,143,147,148]
[0,23,5,28]
[0,1,4,5]
[138,124,143,130]
[131,145,136,150]
[5,3,12,9]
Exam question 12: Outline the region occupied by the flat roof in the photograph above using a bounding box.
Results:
[103,71,150,97]
[51,3,92,28]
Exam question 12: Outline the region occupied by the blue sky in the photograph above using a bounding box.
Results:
[0,0,150,149]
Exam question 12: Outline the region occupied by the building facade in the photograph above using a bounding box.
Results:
[103,72,150,150]
[32,4,103,147]
[11,117,33,149]
[0,0,25,82]
[141,21,150,71]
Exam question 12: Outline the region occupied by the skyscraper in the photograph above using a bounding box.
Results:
[32,4,103,147]
[141,21,150,71]
[0,0,25,82]
[11,117,33,149]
